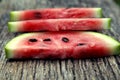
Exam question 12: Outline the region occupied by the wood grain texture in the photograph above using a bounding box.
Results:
[0,0,120,80]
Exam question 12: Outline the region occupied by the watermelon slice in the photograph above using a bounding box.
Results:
[10,8,102,21]
[5,31,120,59]
[8,18,111,32]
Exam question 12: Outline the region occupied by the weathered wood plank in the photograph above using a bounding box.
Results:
[0,0,120,80]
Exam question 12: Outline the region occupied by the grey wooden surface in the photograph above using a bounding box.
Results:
[0,0,120,80]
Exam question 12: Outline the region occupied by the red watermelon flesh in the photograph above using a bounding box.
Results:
[10,8,102,21]
[5,31,120,59]
[8,18,111,32]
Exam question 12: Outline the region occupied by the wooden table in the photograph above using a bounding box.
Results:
[0,0,120,80]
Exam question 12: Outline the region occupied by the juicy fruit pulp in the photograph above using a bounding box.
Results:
[5,31,120,59]
[8,18,111,32]
[10,8,102,21]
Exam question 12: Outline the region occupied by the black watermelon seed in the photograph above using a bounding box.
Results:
[77,43,85,46]
[62,37,69,42]
[43,38,51,41]
[34,12,41,18]
[29,38,38,42]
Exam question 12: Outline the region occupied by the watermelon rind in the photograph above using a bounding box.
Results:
[102,18,111,29]
[5,33,33,58]
[10,11,22,21]
[4,32,120,59]
[94,8,102,18]
[5,46,13,58]
[8,22,21,32]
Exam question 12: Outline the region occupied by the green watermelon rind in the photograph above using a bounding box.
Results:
[108,18,111,29]
[5,46,14,58]
[103,18,111,29]
[99,8,102,18]
[5,32,120,59]
[10,12,15,21]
